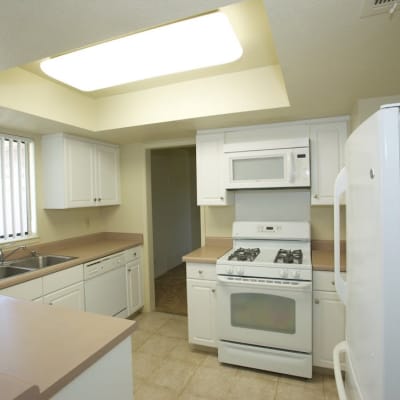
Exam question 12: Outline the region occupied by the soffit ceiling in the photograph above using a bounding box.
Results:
[0,0,399,143]
[21,0,277,97]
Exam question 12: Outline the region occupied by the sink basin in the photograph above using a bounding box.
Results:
[0,265,35,278]
[8,255,77,269]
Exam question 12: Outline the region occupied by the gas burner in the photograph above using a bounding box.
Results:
[228,247,260,262]
[274,249,303,264]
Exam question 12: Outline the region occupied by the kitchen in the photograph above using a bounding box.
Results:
[0,0,399,399]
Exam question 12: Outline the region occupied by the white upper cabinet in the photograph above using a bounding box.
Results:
[309,121,348,205]
[95,144,121,206]
[42,133,120,209]
[196,133,233,206]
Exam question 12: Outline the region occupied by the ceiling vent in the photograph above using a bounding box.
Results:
[361,0,398,17]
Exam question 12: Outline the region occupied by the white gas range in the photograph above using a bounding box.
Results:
[216,221,313,379]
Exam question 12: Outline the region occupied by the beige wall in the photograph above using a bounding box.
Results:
[351,94,400,131]
[0,65,288,134]
[201,204,343,241]
[2,131,110,248]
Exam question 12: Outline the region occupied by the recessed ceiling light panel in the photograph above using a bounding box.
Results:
[40,12,243,92]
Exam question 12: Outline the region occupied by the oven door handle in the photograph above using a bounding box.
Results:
[217,276,312,291]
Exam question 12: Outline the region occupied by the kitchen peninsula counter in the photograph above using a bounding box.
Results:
[182,237,232,264]
[0,232,143,290]
[0,295,135,400]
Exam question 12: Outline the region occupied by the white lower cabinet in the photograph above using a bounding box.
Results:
[186,263,217,347]
[313,271,346,369]
[125,247,143,316]
[43,265,84,311]
[52,337,133,400]
[0,278,43,302]
[43,282,84,311]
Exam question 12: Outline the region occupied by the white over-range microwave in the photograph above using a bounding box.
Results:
[224,138,310,189]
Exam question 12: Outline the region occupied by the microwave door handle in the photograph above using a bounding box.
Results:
[287,151,295,183]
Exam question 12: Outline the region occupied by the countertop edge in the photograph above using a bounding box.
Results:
[42,320,136,399]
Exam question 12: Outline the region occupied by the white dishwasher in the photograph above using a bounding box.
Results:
[84,253,128,318]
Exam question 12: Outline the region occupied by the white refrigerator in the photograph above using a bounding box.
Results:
[333,104,400,400]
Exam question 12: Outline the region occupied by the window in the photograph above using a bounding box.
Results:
[0,134,36,242]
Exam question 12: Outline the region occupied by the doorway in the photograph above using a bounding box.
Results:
[150,146,200,315]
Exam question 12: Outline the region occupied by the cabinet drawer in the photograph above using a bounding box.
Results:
[0,278,42,301]
[313,271,346,292]
[43,264,83,294]
[125,247,141,262]
[186,263,216,280]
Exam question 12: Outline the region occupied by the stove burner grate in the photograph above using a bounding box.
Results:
[228,247,260,262]
[274,249,303,264]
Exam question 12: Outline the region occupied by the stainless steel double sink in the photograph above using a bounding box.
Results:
[0,255,77,279]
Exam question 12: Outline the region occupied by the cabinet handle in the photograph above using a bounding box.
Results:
[331,281,335,286]
[49,302,53,306]
[98,198,102,202]
[128,269,132,272]
[212,289,216,293]
[313,194,319,199]
[93,198,97,202]
[220,197,224,200]
[314,299,320,304]
[198,270,203,275]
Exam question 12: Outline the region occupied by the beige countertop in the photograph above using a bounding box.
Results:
[0,373,40,400]
[182,238,346,273]
[0,232,143,290]
[0,295,135,400]
[182,237,232,264]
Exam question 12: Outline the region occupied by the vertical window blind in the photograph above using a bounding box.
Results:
[0,134,36,242]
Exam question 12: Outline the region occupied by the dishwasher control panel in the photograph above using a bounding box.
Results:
[84,253,125,280]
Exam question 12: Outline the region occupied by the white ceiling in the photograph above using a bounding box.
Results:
[1,0,400,142]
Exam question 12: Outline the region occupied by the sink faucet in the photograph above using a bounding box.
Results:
[0,245,36,264]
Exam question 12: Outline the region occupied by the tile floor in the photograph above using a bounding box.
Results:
[131,312,339,400]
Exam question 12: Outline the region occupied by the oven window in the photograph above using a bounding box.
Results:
[231,293,295,334]
[232,157,284,181]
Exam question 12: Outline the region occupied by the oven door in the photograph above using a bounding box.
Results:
[217,276,312,353]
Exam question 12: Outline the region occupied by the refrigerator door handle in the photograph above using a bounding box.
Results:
[334,167,348,304]
[333,341,348,400]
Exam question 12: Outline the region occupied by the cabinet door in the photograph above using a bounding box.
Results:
[43,282,85,311]
[95,144,120,206]
[126,260,143,315]
[313,290,345,369]
[187,278,217,347]
[65,137,96,207]
[196,133,232,206]
[310,122,347,205]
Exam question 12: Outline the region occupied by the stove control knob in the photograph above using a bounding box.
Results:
[292,270,301,279]
[227,266,234,275]
[280,269,288,278]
